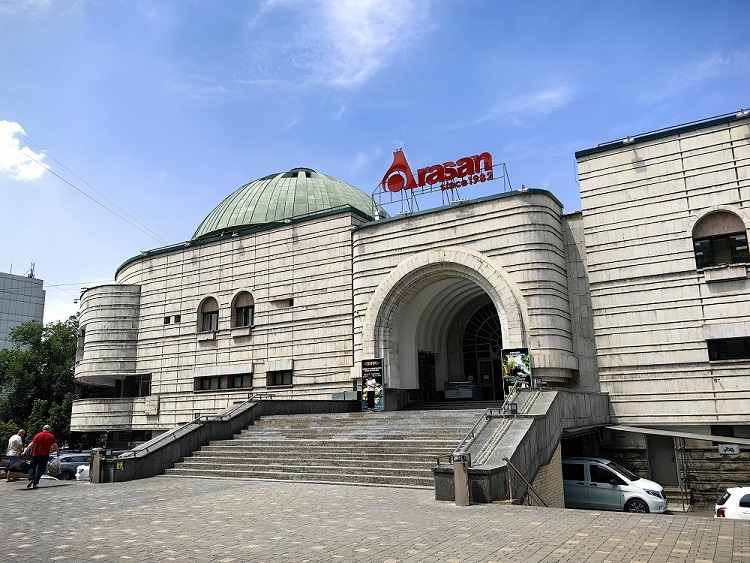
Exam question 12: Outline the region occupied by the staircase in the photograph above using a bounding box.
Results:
[164,410,484,488]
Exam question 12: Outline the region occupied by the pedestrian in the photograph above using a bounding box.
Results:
[22,424,61,489]
[5,428,26,482]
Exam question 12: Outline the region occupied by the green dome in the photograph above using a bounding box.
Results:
[192,168,383,240]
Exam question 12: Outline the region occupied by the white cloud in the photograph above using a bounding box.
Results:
[0,120,49,181]
[189,0,432,97]
[479,86,574,124]
[315,0,430,88]
[0,0,52,18]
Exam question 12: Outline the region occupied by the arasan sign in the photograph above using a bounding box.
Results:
[381,149,493,193]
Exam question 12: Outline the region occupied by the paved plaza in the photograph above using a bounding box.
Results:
[1,477,748,562]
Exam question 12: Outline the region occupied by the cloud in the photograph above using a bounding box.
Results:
[0,120,49,181]
[478,86,575,125]
[187,0,432,98]
[0,0,52,18]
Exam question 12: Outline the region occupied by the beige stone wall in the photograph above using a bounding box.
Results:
[353,191,578,385]
[577,117,750,426]
[528,442,564,508]
[75,211,364,429]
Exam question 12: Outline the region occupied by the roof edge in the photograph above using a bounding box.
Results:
[575,109,750,158]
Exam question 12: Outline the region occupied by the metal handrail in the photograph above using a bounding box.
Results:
[503,457,547,507]
[116,393,265,458]
[450,384,525,461]
[451,408,491,460]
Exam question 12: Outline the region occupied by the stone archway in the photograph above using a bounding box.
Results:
[361,247,529,390]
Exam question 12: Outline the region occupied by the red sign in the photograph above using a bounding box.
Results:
[381,149,493,193]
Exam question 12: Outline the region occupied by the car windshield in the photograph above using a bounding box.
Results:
[605,461,639,481]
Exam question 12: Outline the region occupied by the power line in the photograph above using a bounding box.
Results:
[2,135,169,245]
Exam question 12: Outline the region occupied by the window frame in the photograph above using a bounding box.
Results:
[267,370,293,387]
[693,231,749,269]
[707,337,750,361]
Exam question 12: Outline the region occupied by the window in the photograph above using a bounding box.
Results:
[76,326,86,361]
[230,374,253,388]
[708,338,750,361]
[139,374,152,397]
[740,494,750,509]
[164,316,171,325]
[562,463,584,481]
[232,291,255,328]
[199,297,219,332]
[174,314,181,323]
[198,376,223,390]
[267,370,292,386]
[590,465,624,485]
[694,233,749,268]
[693,211,749,268]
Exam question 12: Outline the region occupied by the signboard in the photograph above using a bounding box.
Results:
[373,149,511,214]
[501,348,531,390]
[361,358,384,412]
[718,444,740,454]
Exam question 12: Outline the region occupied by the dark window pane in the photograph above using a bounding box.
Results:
[562,463,584,481]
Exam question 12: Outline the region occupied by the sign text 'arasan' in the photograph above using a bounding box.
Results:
[381,149,493,193]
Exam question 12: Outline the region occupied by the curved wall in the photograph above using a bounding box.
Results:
[76,284,141,385]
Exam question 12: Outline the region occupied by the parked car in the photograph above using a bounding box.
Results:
[47,452,91,480]
[715,487,750,519]
[75,464,90,481]
[562,457,668,514]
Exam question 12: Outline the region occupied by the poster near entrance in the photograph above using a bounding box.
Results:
[501,348,531,393]
[362,358,385,412]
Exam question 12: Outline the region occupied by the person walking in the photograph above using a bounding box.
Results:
[22,425,61,489]
[5,429,26,482]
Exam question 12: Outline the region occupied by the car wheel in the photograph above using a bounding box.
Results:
[60,471,75,480]
[625,499,649,513]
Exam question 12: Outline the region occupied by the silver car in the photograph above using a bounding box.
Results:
[562,457,668,513]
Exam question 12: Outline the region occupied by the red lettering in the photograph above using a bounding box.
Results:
[456,157,474,177]
[443,162,457,181]
[473,152,492,173]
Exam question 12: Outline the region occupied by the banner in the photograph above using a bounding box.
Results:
[361,358,384,412]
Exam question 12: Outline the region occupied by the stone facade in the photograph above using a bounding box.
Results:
[576,115,750,427]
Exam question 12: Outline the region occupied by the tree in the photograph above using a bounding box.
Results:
[0,316,109,449]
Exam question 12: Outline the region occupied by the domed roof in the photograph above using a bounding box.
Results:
[192,168,382,240]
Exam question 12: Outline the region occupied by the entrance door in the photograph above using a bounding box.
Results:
[647,435,678,486]
[417,352,436,401]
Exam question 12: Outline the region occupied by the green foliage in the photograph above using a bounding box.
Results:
[0,316,110,449]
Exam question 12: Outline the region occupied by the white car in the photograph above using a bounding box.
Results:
[75,464,90,481]
[715,487,750,519]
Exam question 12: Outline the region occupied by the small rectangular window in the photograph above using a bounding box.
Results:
[231,374,253,388]
[694,232,749,268]
[267,370,293,386]
[164,316,171,325]
[174,314,181,323]
[201,311,218,332]
[139,374,152,397]
[198,376,223,390]
[708,338,750,361]
[235,306,254,328]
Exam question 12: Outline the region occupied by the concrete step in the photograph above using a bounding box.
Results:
[169,410,477,488]
[163,467,434,487]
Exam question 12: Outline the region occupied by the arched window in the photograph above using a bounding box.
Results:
[199,297,219,332]
[232,291,255,328]
[693,211,749,269]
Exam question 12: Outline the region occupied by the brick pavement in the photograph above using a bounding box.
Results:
[0,477,747,562]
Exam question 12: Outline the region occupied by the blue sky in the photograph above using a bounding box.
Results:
[1,0,748,323]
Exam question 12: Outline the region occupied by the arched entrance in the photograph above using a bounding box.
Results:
[361,248,528,403]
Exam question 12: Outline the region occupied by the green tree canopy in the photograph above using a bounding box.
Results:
[0,316,108,449]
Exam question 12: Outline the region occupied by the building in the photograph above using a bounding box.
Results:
[0,270,45,351]
[71,110,750,495]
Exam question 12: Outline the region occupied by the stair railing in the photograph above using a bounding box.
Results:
[503,457,547,507]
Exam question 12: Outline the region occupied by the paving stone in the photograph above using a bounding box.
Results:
[0,477,747,562]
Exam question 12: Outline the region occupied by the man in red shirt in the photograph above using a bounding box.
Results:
[22,424,61,489]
